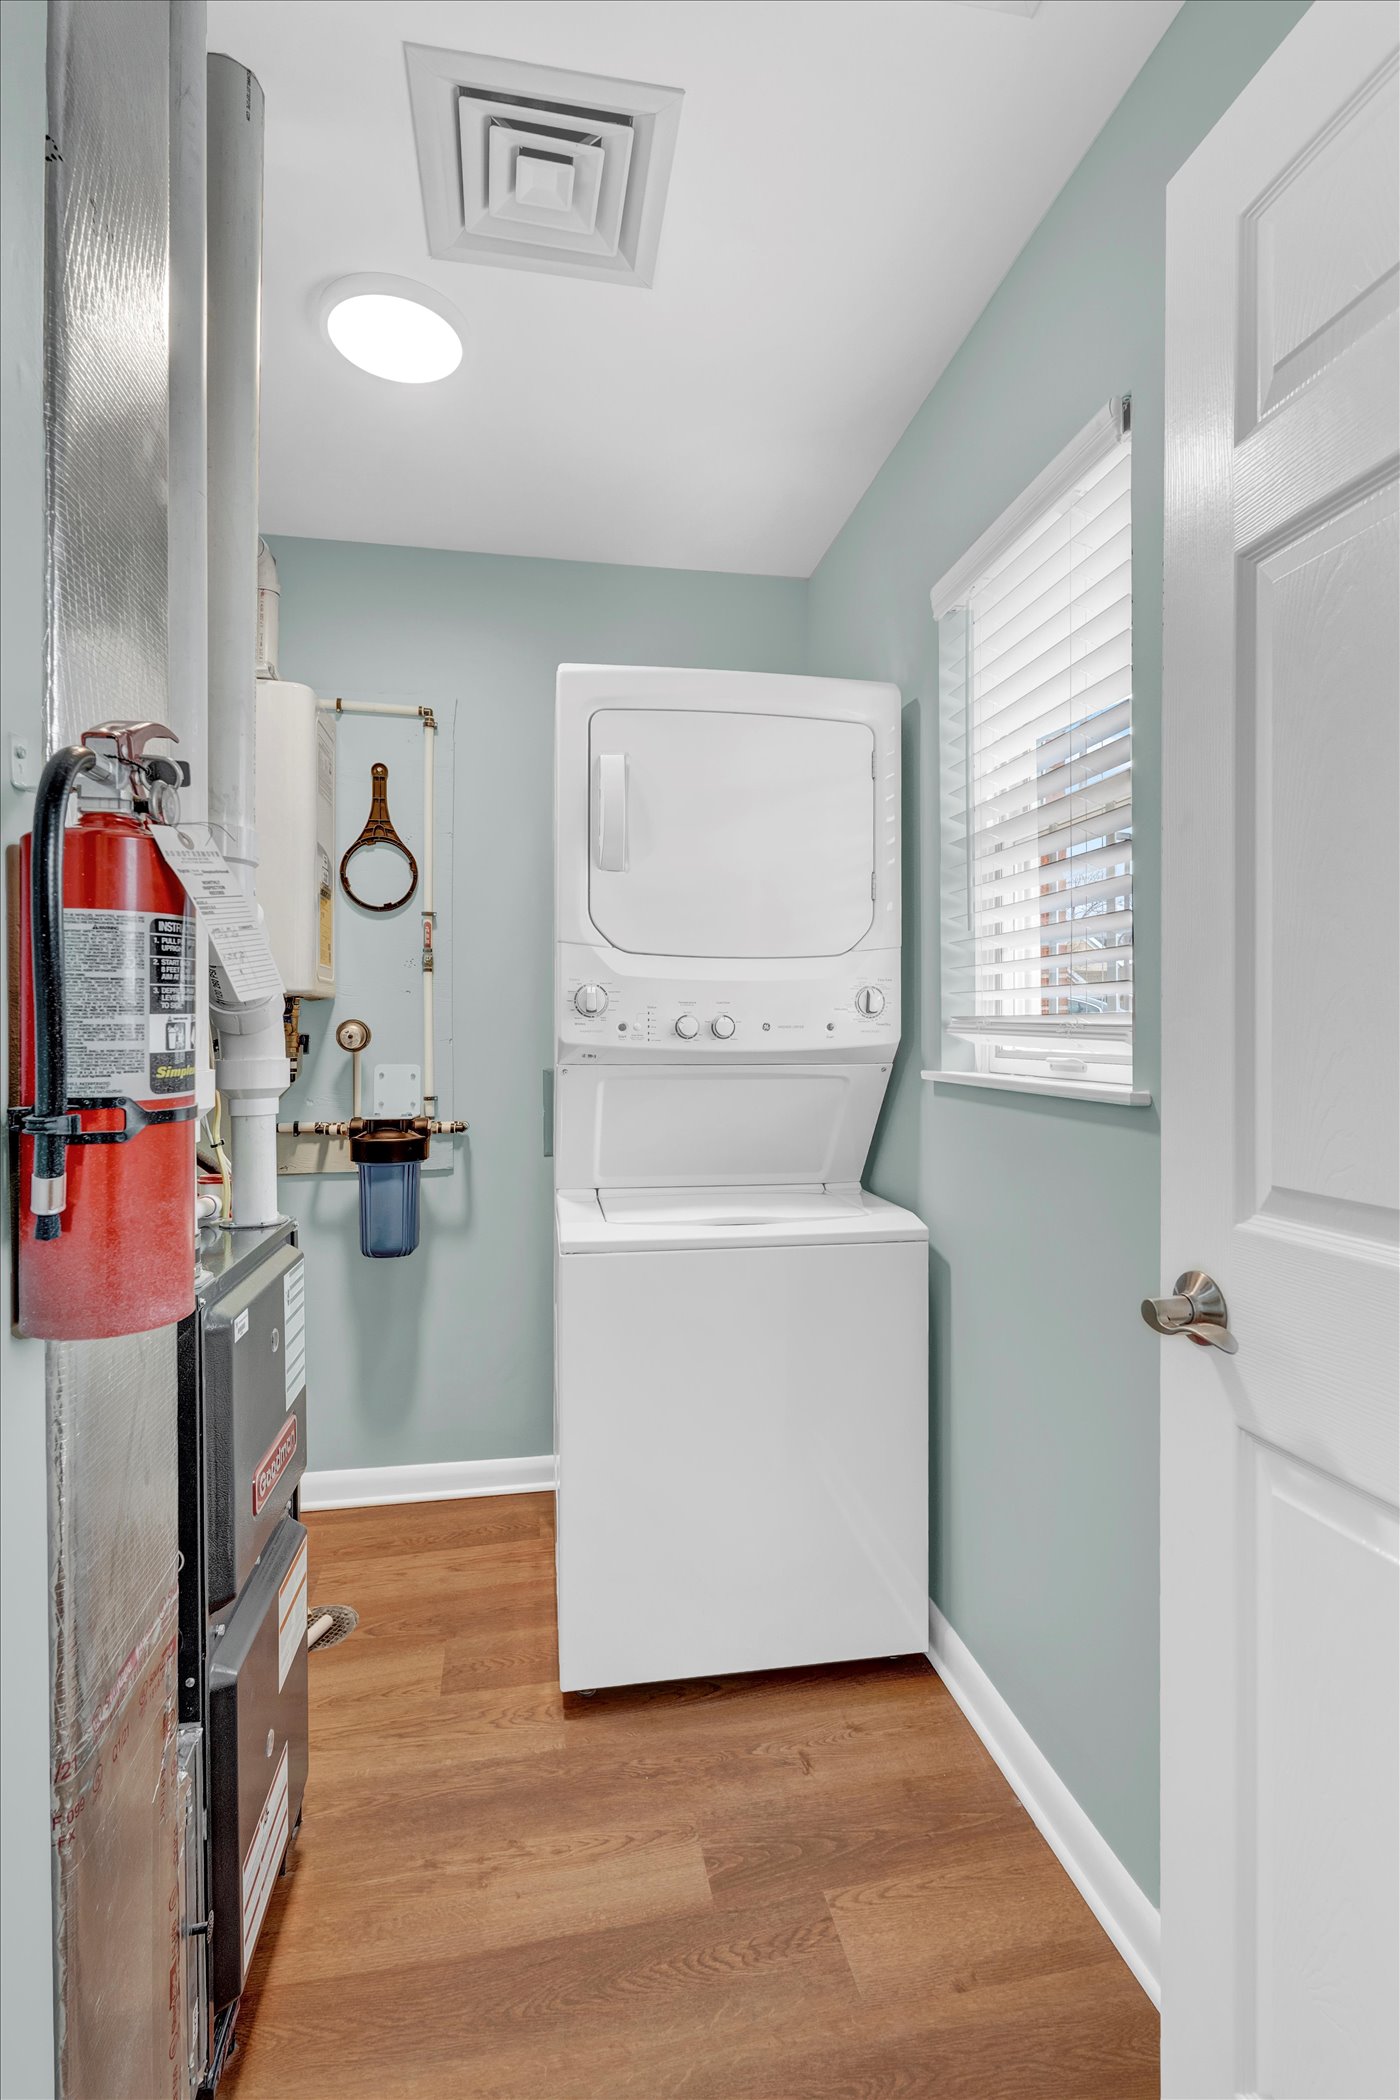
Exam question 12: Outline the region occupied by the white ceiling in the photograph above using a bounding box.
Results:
[208,0,1181,577]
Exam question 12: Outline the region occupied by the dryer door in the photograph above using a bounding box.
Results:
[587,709,875,957]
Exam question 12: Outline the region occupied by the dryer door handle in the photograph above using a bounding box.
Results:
[595,753,629,873]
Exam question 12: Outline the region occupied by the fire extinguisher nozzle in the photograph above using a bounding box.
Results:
[34,1214,61,1242]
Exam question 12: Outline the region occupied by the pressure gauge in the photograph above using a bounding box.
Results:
[336,1017,372,1053]
[148,777,181,826]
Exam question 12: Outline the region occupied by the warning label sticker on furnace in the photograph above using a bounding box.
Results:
[241,1742,289,1972]
[63,908,195,1099]
[278,1534,309,1691]
[283,1262,306,1409]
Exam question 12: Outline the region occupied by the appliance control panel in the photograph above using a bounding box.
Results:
[558,948,899,1060]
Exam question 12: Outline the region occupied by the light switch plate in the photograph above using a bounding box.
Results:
[372,1062,422,1117]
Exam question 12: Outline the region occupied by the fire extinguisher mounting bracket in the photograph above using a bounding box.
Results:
[10,1097,199,1145]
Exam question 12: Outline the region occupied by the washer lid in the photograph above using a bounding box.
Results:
[557,1183,927,1252]
[598,1184,858,1227]
[553,1062,892,1190]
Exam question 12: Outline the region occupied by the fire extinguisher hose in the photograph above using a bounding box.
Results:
[29,745,97,1239]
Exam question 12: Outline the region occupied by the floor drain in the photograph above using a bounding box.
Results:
[308,1604,359,1652]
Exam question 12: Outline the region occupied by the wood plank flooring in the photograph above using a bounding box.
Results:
[220,1494,1157,2100]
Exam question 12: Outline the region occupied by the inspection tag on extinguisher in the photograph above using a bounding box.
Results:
[149,825,282,1005]
[62,908,196,1100]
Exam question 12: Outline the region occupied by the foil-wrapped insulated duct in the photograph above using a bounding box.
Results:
[44,0,170,754]
[43,4,185,2092]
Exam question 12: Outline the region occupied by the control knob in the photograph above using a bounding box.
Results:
[674,1014,699,1040]
[574,984,608,1017]
[855,986,886,1018]
[711,1015,735,1039]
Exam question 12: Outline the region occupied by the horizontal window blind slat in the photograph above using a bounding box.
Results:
[974,869,1133,923]
[974,948,1134,976]
[972,610,1132,750]
[975,974,1135,995]
[973,550,1132,691]
[970,491,1132,656]
[973,505,1132,667]
[949,1014,1133,1041]
[971,454,1132,634]
[950,1016,1135,1037]
[977,893,1135,928]
[971,734,1131,831]
[974,689,1130,792]
[1026,697,1132,778]
[976,439,1129,598]
[974,877,1134,926]
[971,792,1133,863]
[977,902,1135,939]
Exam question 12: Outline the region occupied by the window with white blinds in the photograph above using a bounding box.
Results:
[932,401,1136,1096]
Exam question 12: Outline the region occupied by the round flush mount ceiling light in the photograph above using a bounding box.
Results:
[319,274,464,384]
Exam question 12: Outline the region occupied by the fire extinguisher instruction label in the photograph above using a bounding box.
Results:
[63,908,195,1099]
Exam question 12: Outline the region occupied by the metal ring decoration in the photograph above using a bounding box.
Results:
[339,761,419,912]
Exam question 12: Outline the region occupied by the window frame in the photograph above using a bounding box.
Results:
[923,399,1151,1109]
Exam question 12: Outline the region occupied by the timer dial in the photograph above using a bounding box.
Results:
[574,984,608,1017]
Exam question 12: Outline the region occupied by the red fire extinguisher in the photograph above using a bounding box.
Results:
[13,721,197,1340]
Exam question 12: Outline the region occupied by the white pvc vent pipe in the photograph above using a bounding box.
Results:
[206,54,288,1228]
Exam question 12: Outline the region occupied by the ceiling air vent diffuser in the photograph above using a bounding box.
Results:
[405,46,683,287]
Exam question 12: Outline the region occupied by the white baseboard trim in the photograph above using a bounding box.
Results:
[927,1600,1160,2007]
[300,1454,557,1512]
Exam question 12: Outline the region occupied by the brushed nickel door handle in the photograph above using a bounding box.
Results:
[1141,1270,1238,1354]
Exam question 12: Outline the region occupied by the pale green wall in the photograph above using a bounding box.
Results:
[268,0,1308,1906]
[0,2,57,2092]
[268,538,806,1475]
[804,0,1310,1901]
[0,0,1317,2054]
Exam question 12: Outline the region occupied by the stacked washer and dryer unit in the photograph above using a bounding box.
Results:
[554,666,928,1694]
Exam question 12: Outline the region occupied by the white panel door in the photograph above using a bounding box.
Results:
[1161,8,1399,2098]
[587,708,875,957]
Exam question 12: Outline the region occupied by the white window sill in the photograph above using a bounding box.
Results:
[922,1070,1153,1108]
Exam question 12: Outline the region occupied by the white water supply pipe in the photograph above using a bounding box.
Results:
[207,53,288,1228]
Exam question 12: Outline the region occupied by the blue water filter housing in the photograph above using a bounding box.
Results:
[358,1160,421,1257]
[349,1122,430,1258]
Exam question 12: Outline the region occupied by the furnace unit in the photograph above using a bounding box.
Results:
[178,1223,310,2091]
